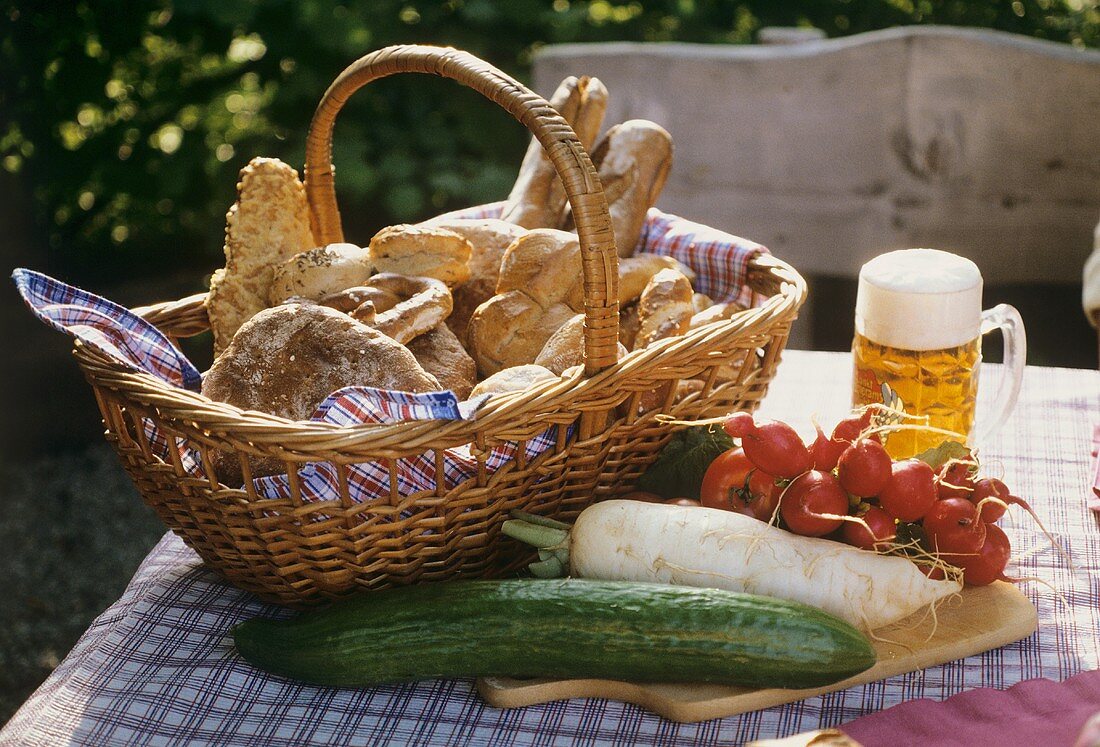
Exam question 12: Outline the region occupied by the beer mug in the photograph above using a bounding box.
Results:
[852,249,1026,459]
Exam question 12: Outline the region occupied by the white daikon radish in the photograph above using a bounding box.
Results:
[505,500,960,631]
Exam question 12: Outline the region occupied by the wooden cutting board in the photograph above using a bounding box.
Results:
[477,581,1037,723]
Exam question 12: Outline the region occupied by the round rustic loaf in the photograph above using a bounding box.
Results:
[202,303,441,484]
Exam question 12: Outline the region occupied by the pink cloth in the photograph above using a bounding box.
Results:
[842,669,1100,746]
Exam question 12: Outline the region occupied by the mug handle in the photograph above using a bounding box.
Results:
[976,303,1027,444]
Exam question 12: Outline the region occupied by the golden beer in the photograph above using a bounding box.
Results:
[852,332,980,458]
[852,248,1025,460]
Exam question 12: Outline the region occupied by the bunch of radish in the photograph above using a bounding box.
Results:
[700,410,1029,586]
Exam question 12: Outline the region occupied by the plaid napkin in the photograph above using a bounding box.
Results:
[13,207,764,502]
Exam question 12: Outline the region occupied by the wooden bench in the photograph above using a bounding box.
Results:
[533,27,1100,354]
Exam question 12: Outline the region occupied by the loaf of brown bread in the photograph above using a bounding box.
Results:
[201,303,440,484]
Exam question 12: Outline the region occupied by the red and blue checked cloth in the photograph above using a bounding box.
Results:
[1,352,1096,746]
[12,207,764,504]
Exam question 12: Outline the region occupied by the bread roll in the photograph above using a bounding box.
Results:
[407,324,477,400]
[690,300,749,329]
[634,268,693,350]
[360,273,452,345]
[496,229,582,309]
[692,292,714,314]
[619,302,641,350]
[469,365,557,399]
[500,76,607,229]
[268,243,373,305]
[207,157,315,356]
[467,291,575,377]
[589,120,673,257]
[535,313,629,375]
[560,250,695,311]
[420,218,528,339]
[368,224,472,286]
[202,303,440,484]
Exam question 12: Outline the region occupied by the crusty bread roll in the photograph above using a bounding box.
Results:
[359,273,452,345]
[496,229,581,309]
[589,120,673,257]
[202,303,440,484]
[690,300,749,329]
[634,268,693,350]
[692,292,714,314]
[207,157,315,356]
[619,302,641,350]
[407,324,477,400]
[469,365,557,399]
[319,285,400,314]
[534,313,629,375]
[564,252,695,310]
[368,224,472,286]
[268,243,373,305]
[500,76,607,229]
[467,291,575,377]
[420,218,528,339]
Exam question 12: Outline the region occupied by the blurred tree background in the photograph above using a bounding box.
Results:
[3,0,1098,285]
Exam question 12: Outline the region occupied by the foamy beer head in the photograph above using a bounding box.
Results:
[855,249,983,350]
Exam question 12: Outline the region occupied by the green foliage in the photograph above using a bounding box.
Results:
[637,424,735,499]
[2,0,1097,280]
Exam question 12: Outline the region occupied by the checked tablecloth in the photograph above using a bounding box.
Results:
[2,351,1098,746]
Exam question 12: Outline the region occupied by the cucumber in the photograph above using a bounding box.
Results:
[233,580,875,689]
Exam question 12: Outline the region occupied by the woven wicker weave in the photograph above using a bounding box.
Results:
[74,45,807,607]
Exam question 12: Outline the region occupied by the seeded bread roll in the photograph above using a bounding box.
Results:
[368,224,472,286]
[207,157,315,356]
[469,365,557,399]
[634,268,694,350]
[201,303,440,484]
[268,243,373,305]
[420,217,528,339]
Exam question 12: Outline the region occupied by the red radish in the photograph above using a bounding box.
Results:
[809,424,847,471]
[837,439,892,497]
[619,491,662,503]
[924,497,987,555]
[879,459,937,522]
[970,478,1011,523]
[831,411,873,444]
[779,470,849,536]
[937,460,976,499]
[724,415,812,478]
[952,523,1011,586]
[842,506,896,551]
[723,412,756,438]
[918,564,947,580]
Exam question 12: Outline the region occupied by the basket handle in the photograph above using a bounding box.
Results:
[304,45,619,377]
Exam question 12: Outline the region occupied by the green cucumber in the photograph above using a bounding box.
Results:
[233,579,875,689]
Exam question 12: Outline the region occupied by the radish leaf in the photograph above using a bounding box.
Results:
[637,425,734,499]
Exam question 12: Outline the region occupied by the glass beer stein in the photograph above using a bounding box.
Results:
[852,249,1026,459]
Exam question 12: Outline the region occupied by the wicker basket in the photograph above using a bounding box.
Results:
[74,45,806,607]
